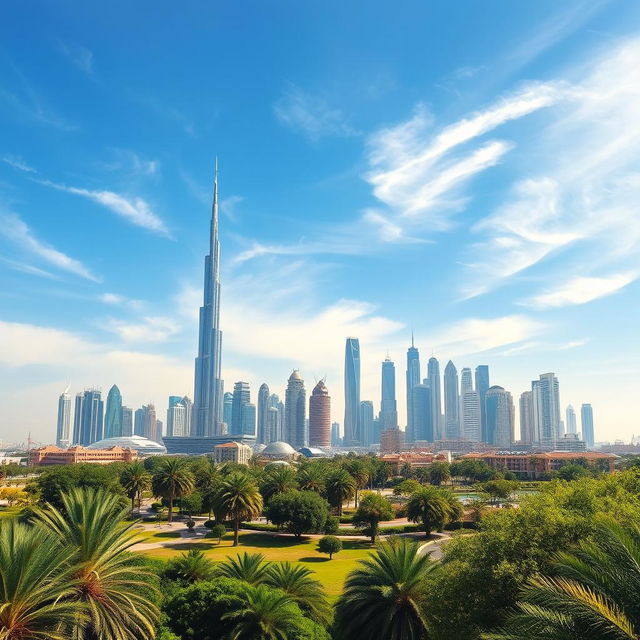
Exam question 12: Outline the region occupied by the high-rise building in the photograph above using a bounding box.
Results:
[193,162,224,436]
[168,396,182,409]
[405,335,421,443]
[581,403,594,448]
[412,383,433,442]
[331,422,341,447]
[155,419,163,442]
[444,361,459,439]
[475,365,490,442]
[270,393,284,442]
[222,392,233,433]
[461,391,481,442]
[56,387,71,447]
[134,404,157,441]
[427,357,442,440]
[380,357,398,430]
[167,396,192,437]
[231,382,251,436]
[519,391,533,444]
[257,383,271,444]
[344,338,361,446]
[460,368,473,395]
[268,407,280,443]
[104,384,123,439]
[285,370,306,448]
[121,406,133,436]
[533,373,562,446]
[309,380,331,448]
[73,389,103,446]
[241,403,256,436]
[359,400,374,448]
[566,405,577,434]
[485,386,514,448]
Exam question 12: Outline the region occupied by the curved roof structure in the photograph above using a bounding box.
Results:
[88,435,166,455]
[289,369,303,381]
[262,440,297,457]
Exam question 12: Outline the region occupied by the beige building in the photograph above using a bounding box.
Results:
[211,441,253,465]
[28,445,137,466]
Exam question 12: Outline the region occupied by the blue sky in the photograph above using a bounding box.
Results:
[1,0,639,444]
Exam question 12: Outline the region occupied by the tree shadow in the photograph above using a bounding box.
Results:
[299,556,330,563]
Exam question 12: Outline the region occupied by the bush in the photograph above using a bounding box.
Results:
[318,535,342,559]
[150,501,164,512]
[203,520,216,529]
[207,523,226,543]
[324,516,339,535]
[264,490,330,538]
[338,515,354,523]
[240,522,279,532]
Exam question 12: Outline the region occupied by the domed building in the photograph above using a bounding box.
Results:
[258,440,299,464]
[88,435,167,456]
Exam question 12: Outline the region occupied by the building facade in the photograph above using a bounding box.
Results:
[104,384,123,439]
[231,382,251,435]
[211,441,252,465]
[344,338,361,446]
[461,390,481,442]
[257,383,270,444]
[73,389,104,446]
[519,391,533,444]
[56,387,71,447]
[566,404,577,435]
[285,370,306,448]
[427,357,442,440]
[29,444,137,466]
[581,403,595,448]
[309,380,331,448]
[121,406,133,436]
[485,386,514,448]
[412,383,432,442]
[359,400,374,448]
[444,360,459,439]
[405,336,421,443]
[475,365,490,442]
[380,357,398,430]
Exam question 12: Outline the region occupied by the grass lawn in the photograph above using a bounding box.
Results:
[136,532,375,597]
[134,528,182,543]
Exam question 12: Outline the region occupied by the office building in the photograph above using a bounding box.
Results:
[444,361,459,439]
[380,428,405,454]
[566,405,577,435]
[485,386,514,448]
[359,400,374,447]
[344,338,361,446]
[222,392,233,432]
[257,383,271,444]
[241,403,256,437]
[427,357,442,440]
[309,380,331,448]
[231,382,251,435]
[535,373,562,447]
[56,387,71,447]
[412,383,433,442]
[285,370,306,448]
[380,357,398,430]
[270,393,284,442]
[461,390,482,442]
[475,365,490,441]
[167,396,192,437]
[73,389,103,446]
[211,441,252,465]
[193,162,224,436]
[134,404,157,442]
[519,391,533,444]
[460,368,473,395]
[104,384,123,439]
[121,406,133,436]
[405,335,421,443]
[331,422,341,447]
[581,403,595,448]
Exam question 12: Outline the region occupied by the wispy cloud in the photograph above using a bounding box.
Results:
[56,41,94,77]
[103,316,181,343]
[2,155,36,173]
[220,195,244,222]
[0,256,57,279]
[101,149,159,177]
[0,212,99,282]
[274,84,358,141]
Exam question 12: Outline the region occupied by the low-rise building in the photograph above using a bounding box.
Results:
[380,451,450,473]
[28,445,137,466]
[380,428,405,454]
[210,441,253,466]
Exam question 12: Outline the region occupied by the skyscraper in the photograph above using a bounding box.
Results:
[285,370,306,448]
[412,383,433,442]
[581,403,594,448]
[565,405,577,434]
[73,389,103,446]
[270,393,284,442]
[475,365,490,441]
[519,391,533,444]
[444,361,459,439]
[344,338,361,446]
[534,373,561,446]
[56,387,71,447]
[257,383,270,444]
[427,357,442,440]
[231,382,251,436]
[331,422,341,447]
[359,400,374,447]
[461,391,481,442]
[121,406,133,436]
[485,386,514,448]
[222,392,233,432]
[104,384,123,439]
[193,162,224,436]
[460,368,473,395]
[309,380,331,448]
[405,335,421,443]
[241,403,256,436]
[134,404,157,441]
[167,396,192,437]
[380,357,398,430]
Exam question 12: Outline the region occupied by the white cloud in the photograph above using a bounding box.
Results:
[57,41,94,76]
[99,293,126,305]
[0,212,99,281]
[102,149,159,176]
[522,273,636,309]
[2,155,36,173]
[220,195,244,222]
[274,84,358,141]
[103,316,181,343]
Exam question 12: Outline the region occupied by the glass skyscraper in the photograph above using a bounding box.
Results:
[412,383,432,442]
[444,360,459,439]
[581,403,594,448]
[104,384,123,439]
[405,335,420,442]
[231,382,251,435]
[56,387,71,447]
[359,400,374,447]
[257,383,271,444]
[427,357,442,440]
[380,357,398,430]
[285,370,306,448]
[343,338,361,446]
[475,365,490,441]
[73,388,103,446]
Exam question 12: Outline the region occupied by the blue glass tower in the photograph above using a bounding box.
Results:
[405,333,421,442]
[104,384,122,438]
[344,338,361,446]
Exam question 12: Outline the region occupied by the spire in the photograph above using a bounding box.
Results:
[210,158,219,255]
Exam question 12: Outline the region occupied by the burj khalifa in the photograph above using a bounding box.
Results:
[192,161,224,436]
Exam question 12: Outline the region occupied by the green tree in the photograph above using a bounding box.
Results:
[215,472,264,546]
[485,519,640,640]
[261,465,298,502]
[120,460,151,515]
[393,478,422,496]
[557,463,590,482]
[209,523,227,543]
[407,487,453,537]
[264,562,331,625]
[482,479,517,503]
[353,492,395,543]
[0,520,85,640]
[345,460,370,508]
[264,490,329,538]
[215,552,268,585]
[325,470,356,516]
[334,537,434,640]
[429,462,451,486]
[36,487,159,640]
[180,490,204,516]
[165,549,216,584]
[152,458,195,523]
[318,535,342,559]
[297,464,327,494]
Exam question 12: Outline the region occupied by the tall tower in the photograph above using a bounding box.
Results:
[444,360,459,439]
[193,161,224,436]
[427,357,442,440]
[519,391,533,444]
[285,370,306,448]
[104,384,123,439]
[380,357,398,430]
[412,383,432,442]
[581,403,594,448]
[73,389,103,446]
[535,372,561,447]
[344,338,361,446]
[309,380,331,448]
[565,405,577,434]
[231,382,251,435]
[257,383,271,444]
[359,400,374,447]
[56,387,71,447]
[405,334,420,443]
[474,365,490,441]
[486,386,514,448]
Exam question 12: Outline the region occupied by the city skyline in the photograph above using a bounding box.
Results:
[1,2,639,444]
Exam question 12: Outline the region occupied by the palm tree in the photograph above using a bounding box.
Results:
[215,473,264,546]
[334,537,434,640]
[260,465,297,502]
[0,520,85,640]
[346,460,370,508]
[264,562,331,625]
[166,548,216,583]
[484,519,640,640]
[297,464,326,494]
[195,463,222,519]
[151,457,195,523]
[120,460,151,516]
[352,491,395,543]
[215,552,268,585]
[36,487,159,640]
[223,584,303,640]
[406,487,453,537]
[325,469,356,516]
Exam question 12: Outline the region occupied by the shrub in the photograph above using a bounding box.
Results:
[318,535,342,559]
[324,516,339,535]
[264,490,330,538]
[203,520,216,529]
[207,523,226,543]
